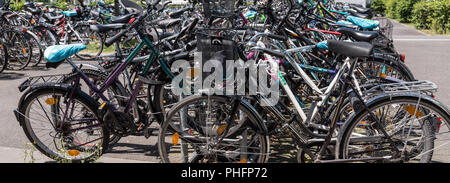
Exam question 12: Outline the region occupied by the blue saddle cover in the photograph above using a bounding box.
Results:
[59,11,78,17]
[316,41,329,50]
[346,16,379,29]
[244,10,257,18]
[336,20,353,26]
[44,44,86,63]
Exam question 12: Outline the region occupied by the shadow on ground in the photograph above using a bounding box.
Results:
[0,72,25,80]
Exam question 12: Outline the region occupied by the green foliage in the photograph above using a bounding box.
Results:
[411,0,450,34]
[384,0,397,19]
[369,0,386,14]
[429,0,450,34]
[394,0,419,23]
[10,0,24,11]
[411,1,434,29]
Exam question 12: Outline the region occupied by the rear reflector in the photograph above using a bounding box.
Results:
[400,54,406,63]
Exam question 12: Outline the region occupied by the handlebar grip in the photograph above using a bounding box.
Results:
[185,40,197,51]
[105,30,126,47]
[175,18,199,42]
[186,18,199,34]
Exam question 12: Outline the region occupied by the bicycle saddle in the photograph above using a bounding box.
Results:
[110,14,134,24]
[347,10,371,19]
[157,18,182,29]
[327,40,373,57]
[346,16,379,29]
[349,4,371,14]
[44,44,86,63]
[335,27,379,42]
[90,24,126,33]
[169,7,193,18]
[58,10,78,17]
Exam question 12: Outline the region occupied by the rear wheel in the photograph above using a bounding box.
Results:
[337,96,447,163]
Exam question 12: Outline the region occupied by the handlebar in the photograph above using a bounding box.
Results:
[105,0,162,47]
[174,18,199,43]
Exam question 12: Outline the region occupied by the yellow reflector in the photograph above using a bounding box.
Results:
[173,132,179,146]
[99,102,107,109]
[22,48,27,54]
[217,124,227,135]
[403,106,424,117]
[68,150,80,157]
[163,100,167,104]
[240,158,247,163]
[45,98,58,105]
[359,121,367,125]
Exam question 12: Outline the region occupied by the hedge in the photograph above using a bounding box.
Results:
[371,0,450,34]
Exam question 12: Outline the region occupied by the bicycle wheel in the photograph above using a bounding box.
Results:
[61,69,128,148]
[32,26,59,48]
[158,95,270,163]
[24,31,43,67]
[69,24,104,60]
[1,29,32,70]
[17,86,109,162]
[0,41,8,73]
[354,56,415,83]
[337,95,450,163]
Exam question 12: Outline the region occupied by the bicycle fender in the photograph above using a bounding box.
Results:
[17,83,99,125]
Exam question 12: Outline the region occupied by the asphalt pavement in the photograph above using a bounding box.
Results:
[0,19,449,163]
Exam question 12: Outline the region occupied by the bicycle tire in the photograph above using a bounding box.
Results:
[61,69,128,148]
[18,86,109,163]
[336,94,450,163]
[158,95,270,163]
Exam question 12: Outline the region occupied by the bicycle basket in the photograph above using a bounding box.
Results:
[196,28,239,62]
[373,17,393,40]
[201,0,235,17]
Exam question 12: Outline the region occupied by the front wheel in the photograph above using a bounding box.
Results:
[69,24,104,60]
[158,95,270,163]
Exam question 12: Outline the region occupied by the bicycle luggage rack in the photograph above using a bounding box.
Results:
[18,74,69,92]
[364,80,438,97]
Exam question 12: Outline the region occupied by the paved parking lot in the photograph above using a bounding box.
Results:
[0,20,449,163]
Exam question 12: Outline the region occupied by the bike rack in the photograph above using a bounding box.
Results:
[363,80,438,98]
[18,74,69,92]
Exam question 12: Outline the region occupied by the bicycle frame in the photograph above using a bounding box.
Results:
[59,34,174,133]
[248,35,401,162]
